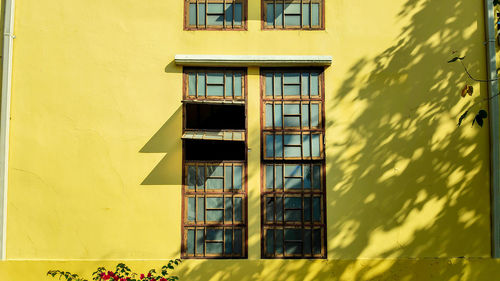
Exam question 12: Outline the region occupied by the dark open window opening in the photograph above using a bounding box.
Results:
[184,139,246,161]
[185,103,246,130]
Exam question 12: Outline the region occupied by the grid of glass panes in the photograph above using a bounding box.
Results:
[263,0,323,29]
[184,162,246,258]
[186,0,245,29]
[186,69,245,100]
[261,69,325,258]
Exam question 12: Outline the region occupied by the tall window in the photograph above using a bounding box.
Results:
[261,68,326,258]
[262,0,324,30]
[185,0,247,30]
[182,68,247,258]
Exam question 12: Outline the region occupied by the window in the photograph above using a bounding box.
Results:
[261,68,326,258]
[262,0,324,30]
[182,68,248,258]
[185,0,247,30]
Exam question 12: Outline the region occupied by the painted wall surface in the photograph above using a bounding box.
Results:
[1,0,497,279]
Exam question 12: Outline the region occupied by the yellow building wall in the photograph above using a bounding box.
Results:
[1,0,497,280]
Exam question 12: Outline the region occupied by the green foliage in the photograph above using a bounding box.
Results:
[47,260,181,281]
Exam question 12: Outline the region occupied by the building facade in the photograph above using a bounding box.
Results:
[1,0,500,280]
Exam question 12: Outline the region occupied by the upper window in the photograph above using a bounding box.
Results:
[262,0,324,30]
[185,0,247,30]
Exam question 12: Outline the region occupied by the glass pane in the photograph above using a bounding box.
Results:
[207,85,224,96]
[285,197,302,209]
[234,73,242,96]
[197,73,205,97]
[225,166,232,190]
[313,165,321,189]
[285,178,302,189]
[197,165,205,190]
[284,134,301,145]
[266,197,274,222]
[285,210,301,221]
[207,73,223,84]
[206,197,223,209]
[284,85,300,96]
[286,242,302,255]
[187,166,196,189]
[276,3,283,26]
[275,134,283,157]
[197,197,204,221]
[304,197,311,221]
[234,165,242,189]
[302,104,309,128]
[206,178,223,189]
[266,3,274,26]
[234,229,243,254]
[284,147,301,158]
[303,165,312,189]
[188,73,196,96]
[265,73,273,96]
[276,229,284,254]
[225,229,233,254]
[189,4,197,25]
[284,104,300,114]
[285,165,301,177]
[311,3,320,26]
[206,242,223,254]
[207,3,223,13]
[266,229,275,254]
[265,165,274,189]
[284,3,300,14]
[302,4,310,26]
[274,74,282,96]
[207,210,223,221]
[207,228,223,241]
[208,165,223,177]
[225,74,233,97]
[196,229,204,254]
[313,197,321,222]
[284,73,300,84]
[276,165,283,189]
[312,134,321,157]
[225,197,233,221]
[285,15,300,26]
[187,229,195,254]
[311,73,319,95]
[234,3,242,25]
[274,104,283,128]
[265,135,274,158]
[276,197,283,221]
[207,15,223,26]
[198,4,206,26]
[313,229,321,254]
[303,134,311,157]
[225,4,233,26]
[284,116,300,127]
[311,104,320,127]
[188,197,196,221]
[265,104,273,127]
[285,229,301,240]
[234,197,242,221]
[304,229,312,255]
[301,73,309,96]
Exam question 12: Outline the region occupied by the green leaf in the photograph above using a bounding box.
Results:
[473,109,488,127]
[448,57,459,63]
[458,110,468,127]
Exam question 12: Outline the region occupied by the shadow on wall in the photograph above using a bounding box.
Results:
[140,105,182,185]
[177,0,494,280]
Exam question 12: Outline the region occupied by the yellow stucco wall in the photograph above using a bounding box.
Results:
[1,0,497,279]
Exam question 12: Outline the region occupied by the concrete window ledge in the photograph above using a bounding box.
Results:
[174,55,332,67]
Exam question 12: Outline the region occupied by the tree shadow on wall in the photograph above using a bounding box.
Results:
[176,0,497,280]
[140,106,182,185]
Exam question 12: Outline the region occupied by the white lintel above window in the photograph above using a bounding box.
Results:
[175,55,332,67]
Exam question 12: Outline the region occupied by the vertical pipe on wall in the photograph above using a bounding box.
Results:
[0,0,14,260]
[484,0,500,258]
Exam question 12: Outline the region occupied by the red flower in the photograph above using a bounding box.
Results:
[148,273,152,277]
[100,273,105,278]
[108,271,115,277]
[140,274,145,280]
[160,278,167,281]
[103,275,111,281]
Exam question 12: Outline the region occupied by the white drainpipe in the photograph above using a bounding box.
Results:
[0,0,15,260]
[484,0,500,258]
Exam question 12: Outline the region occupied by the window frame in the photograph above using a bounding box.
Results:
[261,0,325,30]
[184,0,248,31]
[260,67,326,259]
